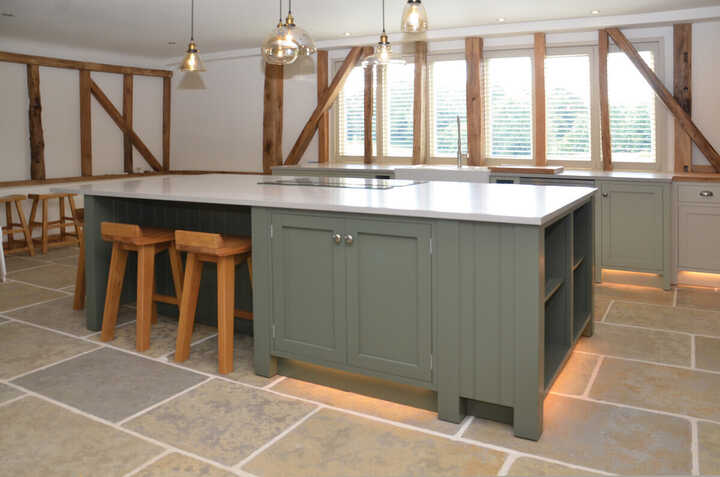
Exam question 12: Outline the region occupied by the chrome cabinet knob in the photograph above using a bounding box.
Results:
[343,234,354,245]
[700,190,714,198]
[332,233,342,244]
[602,193,609,198]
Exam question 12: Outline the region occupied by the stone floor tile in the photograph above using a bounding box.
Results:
[7,263,76,289]
[136,453,235,477]
[4,255,50,273]
[507,457,603,476]
[37,245,80,260]
[696,336,720,372]
[549,352,599,395]
[244,408,506,477]
[463,394,691,475]
[0,281,66,312]
[594,282,674,305]
[699,421,720,475]
[13,347,206,422]
[0,322,99,379]
[0,383,24,404]
[677,286,720,310]
[0,397,163,476]
[593,295,612,321]
[51,256,79,267]
[605,301,720,337]
[176,334,275,386]
[7,297,134,337]
[575,323,691,366]
[272,378,461,435]
[124,379,316,466]
[92,315,216,358]
[590,357,720,421]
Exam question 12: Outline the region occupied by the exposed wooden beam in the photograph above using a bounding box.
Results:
[79,70,92,177]
[413,41,428,165]
[285,46,367,166]
[163,77,171,171]
[123,74,134,173]
[263,64,284,174]
[26,64,46,180]
[607,28,720,172]
[674,24,692,173]
[598,30,612,171]
[89,79,162,172]
[533,33,547,167]
[364,64,374,164]
[465,37,484,166]
[0,51,172,77]
[317,50,330,163]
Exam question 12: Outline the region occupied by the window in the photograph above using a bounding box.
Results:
[608,50,656,163]
[545,55,592,161]
[385,63,415,158]
[429,59,467,158]
[484,55,533,160]
[337,66,371,158]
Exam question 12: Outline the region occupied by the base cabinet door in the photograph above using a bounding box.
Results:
[271,213,347,364]
[678,205,720,271]
[345,219,433,382]
[601,182,666,272]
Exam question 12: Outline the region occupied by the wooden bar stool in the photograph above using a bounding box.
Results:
[100,222,184,352]
[28,193,82,254]
[1,195,34,256]
[174,230,253,375]
[73,208,85,310]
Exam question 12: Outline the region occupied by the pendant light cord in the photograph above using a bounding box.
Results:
[279,0,282,23]
[382,0,386,33]
[288,0,292,15]
[190,0,195,41]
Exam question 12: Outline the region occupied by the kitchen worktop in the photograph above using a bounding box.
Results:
[56,173,595,226]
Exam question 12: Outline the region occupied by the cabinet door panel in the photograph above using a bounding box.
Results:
[679,205,720,271]
[271,213,346,363]
[345,219,432,381]
[601,183,665,271]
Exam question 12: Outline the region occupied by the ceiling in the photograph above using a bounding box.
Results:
[1,0,719,58]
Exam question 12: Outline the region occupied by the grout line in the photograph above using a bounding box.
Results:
[83,319,137,338]
[600,299,614,322]
[691,335,697,369]
[1,380,246,476]
[5,278,74,296]
[6,346,103,382]
[5,263,58,274]
[0,393,29,408]
[0,293,72,314]
[117,377,213,426]
[573,350,720,376]
[262,375,286,390]
[0,312,109,341]
[496,453,518,476]
[598,319,720,340]
[611,298,720,315]
[233,405,323,471]
[582,355,604,398]
[122,449,172,477]
[691,419,700,476]
[453,415,474,439]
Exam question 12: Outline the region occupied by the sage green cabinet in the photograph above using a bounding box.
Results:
[269,211,433,383]
[600,182,667,274]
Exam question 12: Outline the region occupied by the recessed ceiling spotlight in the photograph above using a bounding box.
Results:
[591,10,600,14]
[1,12,15,17]
[344,32,351,36]
[497,17,505,22]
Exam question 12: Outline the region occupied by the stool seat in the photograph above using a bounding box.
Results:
[174,230,253,375]
[101,223,174,247]
[0,195,27,203]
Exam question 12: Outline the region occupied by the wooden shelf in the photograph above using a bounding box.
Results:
[544,277,564,303]
[573,256,584,271]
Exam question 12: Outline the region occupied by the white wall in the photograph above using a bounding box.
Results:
[691,21,720,167]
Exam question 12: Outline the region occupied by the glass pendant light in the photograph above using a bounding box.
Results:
[401,0,429,33]
[261,0,299,65]
[180,0,206,72]
[284,0,316,56]
[363,0,404,68]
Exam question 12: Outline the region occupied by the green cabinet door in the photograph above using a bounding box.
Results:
[271,213,347,364]
[345,219,433,382]
[601,182,666,272]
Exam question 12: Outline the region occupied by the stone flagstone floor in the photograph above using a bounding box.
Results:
[1,245,720,476]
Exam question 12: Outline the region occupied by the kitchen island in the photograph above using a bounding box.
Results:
[59,174,596,441]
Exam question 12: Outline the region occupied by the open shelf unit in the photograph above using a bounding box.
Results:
[543,201,594,391]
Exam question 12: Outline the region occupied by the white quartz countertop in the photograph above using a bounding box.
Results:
[274,164,675,182]
[55,174,596,226]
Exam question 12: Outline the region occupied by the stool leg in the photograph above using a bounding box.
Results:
[68,195,81,244]
[217,256,235,375]
[73,231,86,310]
[28,198,39,250]
[59,197,66,242]
[175,253,202,363]
[101,243,128,342]
[247,255,253,288]
[4,203,15,245]
[41,199,49,254]
[15,200,34,256]
[136,245,155,352]
[168,246,184,303]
